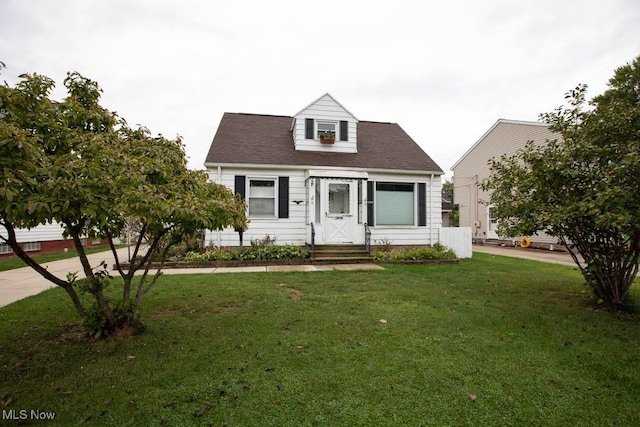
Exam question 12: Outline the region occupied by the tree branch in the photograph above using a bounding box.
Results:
[0,221,86,317]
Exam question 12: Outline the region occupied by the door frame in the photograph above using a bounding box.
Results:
[487,205,498,239]
[324,179,357,244]
[306,171,368,245]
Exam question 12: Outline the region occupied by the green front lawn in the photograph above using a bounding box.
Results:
[0,253,638,425]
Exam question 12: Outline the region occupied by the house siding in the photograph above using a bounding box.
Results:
[206,168,442,248]
[206,168,307,247]
[367,172,441,246]
[1,222,66,243]
[452,120,559,245]
[0,222,106,257]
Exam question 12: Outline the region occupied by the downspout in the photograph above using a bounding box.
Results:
[430,174,435,246]
[217,165,223,247]
[474,174,479,226]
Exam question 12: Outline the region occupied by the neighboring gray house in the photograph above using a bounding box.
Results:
[203,93,444,248]
[451,119,561,248]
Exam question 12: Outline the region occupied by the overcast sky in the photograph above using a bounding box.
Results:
[1,0,639,178]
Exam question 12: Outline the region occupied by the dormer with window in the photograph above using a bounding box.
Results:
[291,93,358,153]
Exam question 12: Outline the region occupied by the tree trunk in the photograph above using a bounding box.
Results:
[566,232,639,307]
[93,278,118,328]
[65,222,118,328]
[1,222,86,318]
[131,238,173,322]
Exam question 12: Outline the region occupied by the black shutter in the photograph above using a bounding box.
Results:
[278,176,289,218]
[367,181,375,226]
[418,183,427,226]
[340,121,348,141]
[235,175,246,199]
[305,118,314,139]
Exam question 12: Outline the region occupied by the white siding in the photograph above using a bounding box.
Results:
[206,167,444,248]
[0,222,66,243]
[452,120,559,245]
[368,172,441,246]
[206,167,307,247]
[293,94,358,153]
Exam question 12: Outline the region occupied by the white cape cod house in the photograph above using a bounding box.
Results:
[204,94,444,248]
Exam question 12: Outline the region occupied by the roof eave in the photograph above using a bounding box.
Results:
[203,162,443,176]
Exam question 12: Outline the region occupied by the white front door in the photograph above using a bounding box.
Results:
[325,180,356,243]
[487,206,498,239]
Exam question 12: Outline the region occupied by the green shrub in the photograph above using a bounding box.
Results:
[182,244,309,262]
[372,244,457,261]
[238,244,309,260]
[184,248,234,262]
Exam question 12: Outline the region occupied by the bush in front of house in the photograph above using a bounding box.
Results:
[371,243,457,261]
[183,248,235,262]
[180,244,309,262]
[236,244,309,261]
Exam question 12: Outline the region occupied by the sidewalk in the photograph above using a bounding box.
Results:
[0,248,383,308]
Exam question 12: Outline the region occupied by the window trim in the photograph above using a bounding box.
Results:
[247,177,278,218]
[306,119,349,142]
[374,181,417,226]
[316,121,337,140]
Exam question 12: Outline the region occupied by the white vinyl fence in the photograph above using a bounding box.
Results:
[438,227,472,258]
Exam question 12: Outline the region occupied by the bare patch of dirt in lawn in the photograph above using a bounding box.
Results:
[276,283,304,301]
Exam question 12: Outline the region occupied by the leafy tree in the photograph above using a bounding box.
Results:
[483,56,640,307]
[1,68,247,336]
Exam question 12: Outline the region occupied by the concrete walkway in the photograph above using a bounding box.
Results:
[0,248,384,308]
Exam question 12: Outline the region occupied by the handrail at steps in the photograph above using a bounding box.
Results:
[310,222,315,254]
[364,223,371,252]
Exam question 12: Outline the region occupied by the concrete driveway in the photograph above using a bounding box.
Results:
[0,247,130,308]
[473,244,581,268]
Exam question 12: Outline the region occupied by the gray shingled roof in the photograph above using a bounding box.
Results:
[205,113,443,173]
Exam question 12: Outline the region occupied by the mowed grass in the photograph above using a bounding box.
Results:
[1,253,639,426]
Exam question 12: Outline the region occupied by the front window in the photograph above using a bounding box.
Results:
[328,183,350,214]
[317,122,336,139]
[248,179,276,217]
[315,178,322,222]
[375,182,415,225]
[0,243,13,254]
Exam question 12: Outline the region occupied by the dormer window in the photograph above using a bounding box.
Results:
[317,122,336,139]
[317,122,336,144]
[304,118,349,143]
